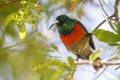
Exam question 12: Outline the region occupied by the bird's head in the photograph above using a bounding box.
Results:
[49,15,74,35]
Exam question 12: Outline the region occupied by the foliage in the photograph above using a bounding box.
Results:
[92,29,120,46]
[0,0,86,80]
[89,49,102,62]
[0,0,120,80]
[92,13,120,69]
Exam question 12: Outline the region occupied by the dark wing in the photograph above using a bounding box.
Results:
[71,19,89,33]
[88,33,96,50]
[71,19,96,50]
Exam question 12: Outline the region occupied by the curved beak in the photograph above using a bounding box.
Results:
[49,20,59,30]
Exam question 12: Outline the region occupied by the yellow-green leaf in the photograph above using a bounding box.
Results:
[92,29,120,45]
[19,23,26,40]
[21,0,27,4]
[67,56,75,68]
[19,31,26,40]
[4,12,16,27]
[90,49,102,62]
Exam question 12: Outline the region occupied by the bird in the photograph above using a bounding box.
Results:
[49,15,102,70]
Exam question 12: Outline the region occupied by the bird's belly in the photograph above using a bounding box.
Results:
[68,38,92,59]
[60,34,92,59]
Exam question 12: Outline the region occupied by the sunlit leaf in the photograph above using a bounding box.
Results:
[21,0,27,4]
[14,10,24,24]
[19,23,26,40]
[92,29,120,45]
[19,31,26,40]
[90,49,102,62]
[4,12,16,27]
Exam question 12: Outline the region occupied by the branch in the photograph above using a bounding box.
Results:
[71,57,79,79]
[93,0,120,30]
[63,60,120,80]
[94,15,114,30]
[94,66,108,80]
[0,0,20,8]
[113,0,119,24]
[98,0,109,17]
[74,61,120,66]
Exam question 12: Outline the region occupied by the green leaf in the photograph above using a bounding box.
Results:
[4,12,16,27]
[29,3,37,10]
[19,23,26,40]
[89,49,102,62]
[108,20,118,33]
[92,29,120,45]
[51,44,58,51]
[67,56,75,68]
[14,10,24,24]
[21,0,27,4]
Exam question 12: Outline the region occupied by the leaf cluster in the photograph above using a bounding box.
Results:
[92,18,120,69]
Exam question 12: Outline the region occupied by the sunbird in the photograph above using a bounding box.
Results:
[50,15,102,70]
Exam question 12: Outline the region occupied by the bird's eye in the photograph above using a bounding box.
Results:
[58,21,64,25]
[62,20,65,23]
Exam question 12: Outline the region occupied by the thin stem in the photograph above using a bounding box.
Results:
[94,66,108,80]
[75,61,120,66]
[71,57,79,79]
[113,0,119,24]
[94,0,119,31]
[93,15,114,30]
[98,0,109,17]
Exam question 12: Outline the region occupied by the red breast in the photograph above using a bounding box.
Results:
[60,23,85,46]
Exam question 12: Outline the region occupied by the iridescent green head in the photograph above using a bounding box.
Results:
[50,15,74,35]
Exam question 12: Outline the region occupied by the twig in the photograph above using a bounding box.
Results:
[113,0,119,24]
[98,0,109,17]
[93,15,114,30]
[0,0,20,8]
[94,66,108,80]
[71,57,79,79]
[69,61,120,66]
[93,0,120,30]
